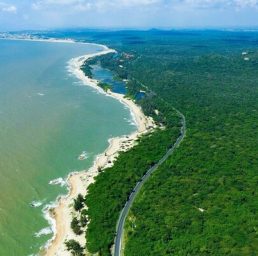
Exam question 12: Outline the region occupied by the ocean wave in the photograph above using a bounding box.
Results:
[73,81,84,87]
[129,110,138,127]
[49,177,67,187]
[40,201,58,248]
[30,200,43,208]
[78,151,88,161]
[124,117,137,127]
[35,227,53,238]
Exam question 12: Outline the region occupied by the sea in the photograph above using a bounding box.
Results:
[0,39,136,255]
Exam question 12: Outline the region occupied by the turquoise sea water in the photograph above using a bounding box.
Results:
[0,40,136,255]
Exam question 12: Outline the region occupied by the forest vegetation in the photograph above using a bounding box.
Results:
[67,30,258,255]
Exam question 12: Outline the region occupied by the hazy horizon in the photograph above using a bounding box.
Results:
[3,26,258,34]
[1,0,258,31]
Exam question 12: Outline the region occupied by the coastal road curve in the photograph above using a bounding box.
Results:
[114,109,186,256]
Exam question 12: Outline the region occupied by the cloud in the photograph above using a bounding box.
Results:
[234,0,258,8]
[179,0,258,9]
[117,0,161,7]
[30,0,258,13]
[31,0,162,11]
[2,0,258,31]
[0,2,17,13]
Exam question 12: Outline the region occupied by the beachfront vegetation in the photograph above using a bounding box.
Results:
[68,30,258,255]
[74,194,84,212]
[80,212,88,227]
[65,239,84,256]
[97,82,112,92]
[71,217,83,235]
[81,62,93,79]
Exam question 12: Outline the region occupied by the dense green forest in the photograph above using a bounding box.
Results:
[54,30,258,255]
[109,31,258,256]
[85,127,180,255]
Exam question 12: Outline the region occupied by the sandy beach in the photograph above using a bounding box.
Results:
[43,45,155,256]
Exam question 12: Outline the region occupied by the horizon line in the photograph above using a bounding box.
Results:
[3,26,258,34]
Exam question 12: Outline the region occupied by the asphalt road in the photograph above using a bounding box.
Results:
[114,110,186,256]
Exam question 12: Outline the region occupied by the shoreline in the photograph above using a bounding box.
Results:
[0,34,110,50]
[43,45,156,255]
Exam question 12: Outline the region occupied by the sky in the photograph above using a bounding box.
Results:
[0,0,258,31]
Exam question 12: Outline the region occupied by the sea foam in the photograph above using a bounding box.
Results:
[49,177,67,187]
[124,117,137,127]
[40,201,58,248]
[78,151,88,160]
[35,227,53,238]
[30,200,43,208]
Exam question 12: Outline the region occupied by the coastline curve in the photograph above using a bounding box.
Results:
[32,39,156,255]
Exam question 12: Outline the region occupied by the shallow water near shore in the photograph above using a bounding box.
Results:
[0,39,135,255]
